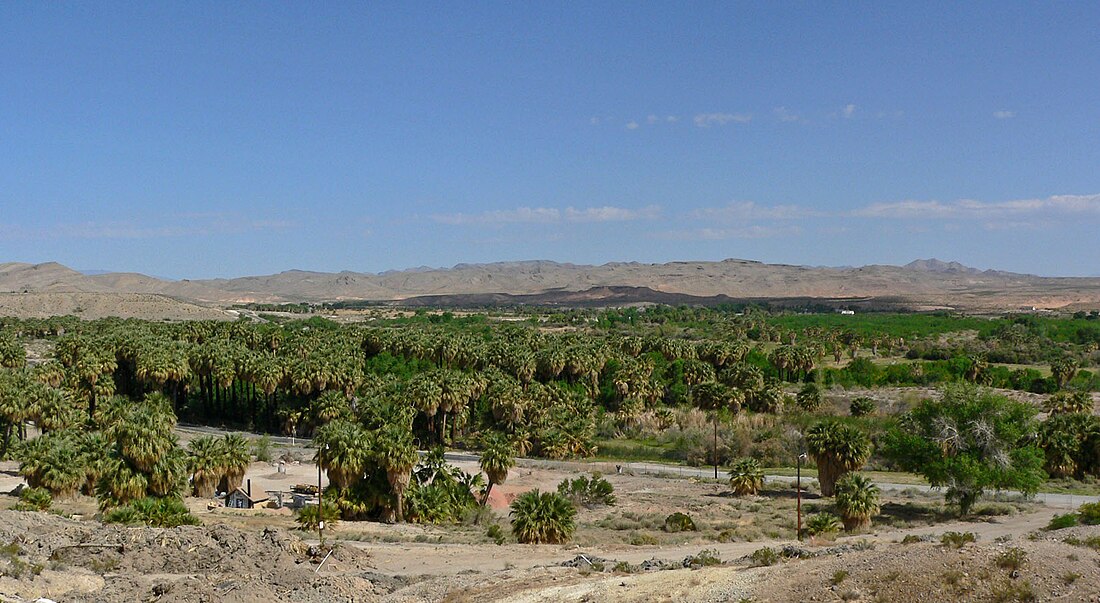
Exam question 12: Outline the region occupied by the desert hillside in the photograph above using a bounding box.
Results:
[3,258,1100,313]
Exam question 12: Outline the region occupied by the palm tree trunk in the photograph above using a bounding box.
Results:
[475,481,495,525]
[713,415,719,479]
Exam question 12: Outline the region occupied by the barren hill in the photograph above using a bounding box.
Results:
[3,258,1100,314]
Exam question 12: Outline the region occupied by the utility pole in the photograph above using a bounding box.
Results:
[797,452,807,541]
[317,444,328,544]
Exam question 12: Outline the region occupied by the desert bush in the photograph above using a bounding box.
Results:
[940,531,977,548]
[1046,513,1078,530]
[806,512,841,537]
[849,397,876,417]
[664,512,697,533]
[728,458,765,496]
[1077,501,1100,525]
[295,502,341,532]
[102,497,200,528]
[510,490,577,544]
[994,547,1027,570]
[486,523,506,545]
[686,548,721,567]
[630,532,658,545]
[557,473,616,507]
[750,546,779,566]
[12,487,52,512]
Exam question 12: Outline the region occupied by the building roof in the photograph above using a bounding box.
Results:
[229,487,269,503]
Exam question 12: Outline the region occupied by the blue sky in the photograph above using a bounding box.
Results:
[2,3,1099,278]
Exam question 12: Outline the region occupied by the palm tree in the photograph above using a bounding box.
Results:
[1051,358,1079,390]
[834,473,880,531]
[187,436,225,497]
[313,420,371,491]
[727,458,764,496]
[510,489,577,544]
[219,433,252,493]
[805,421,871,497]
[694,381,743,478]
[1044,391,1092,416]
[376,425,419,523]
[476,432,515,522]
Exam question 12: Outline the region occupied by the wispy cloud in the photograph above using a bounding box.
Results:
[852,194,1100,219]
[625,121,640,130]
[432,205,661,226]
[842,104,856,119]
[993,110,1015,119]
[693,113,752,127]
[689,201,819,221]
[658,225,803,240]
[0,214,293,241]
[773,106,802,123]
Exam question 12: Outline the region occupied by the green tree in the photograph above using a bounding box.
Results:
[510,489,577,544]
[884,385,1045,514]
[693,381,743,478]
[477,432,515,522]
[805,420,871,497]
[376,424,418,523]
[187,436,225,498]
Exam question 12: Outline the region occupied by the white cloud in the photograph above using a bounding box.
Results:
[774,107,801,122]
[647,115,659,125]
[589,117,600,125]
[690,201,818,221]
[993,110,1015,119]
[660,225,803,240]
[842,104,856,118]
[431,205,661,226]
[0,214,293,241]
[852,193,1100,219]
[625,121,639,130]
[666,115,679,123]
[693,113,752,127]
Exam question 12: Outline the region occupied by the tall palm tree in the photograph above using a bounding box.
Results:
[476,432,515,522]
[219,433,252,493]
[693,381,743,478]
[313,419,371,491]
[376,425,419,523]
[805,420,872,496]
[187,436,225,497]
[834,473,880,531]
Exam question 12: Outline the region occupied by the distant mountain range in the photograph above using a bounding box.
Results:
[2,258,1099,314]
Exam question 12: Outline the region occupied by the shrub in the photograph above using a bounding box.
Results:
[1077,502,1100,525]
[796,383,823,412]
[295,502,341,532]
[849,397,876,417]
[486,523,506,545]
[510,490,577,544]
[728,458,765,496]
[750,546,779,567]
[831,570,849,585]
[686,548,721,567]
[940,531,977,548]
[12,487,52,512]
[630,533,658,546]
[994,547,1027,571]
[557,473,616,507]
[806,512,841,537]
[251,435,273,462]
[102,497,200,528]
[834,473,880,532]
[664,512,697,533]
[1046,513,1078,530]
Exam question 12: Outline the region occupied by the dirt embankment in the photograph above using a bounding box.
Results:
[0,510,379,602]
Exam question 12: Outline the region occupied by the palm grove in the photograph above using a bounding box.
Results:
[0,307,1097,537]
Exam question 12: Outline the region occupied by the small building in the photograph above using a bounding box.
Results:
[225,480,269,509]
